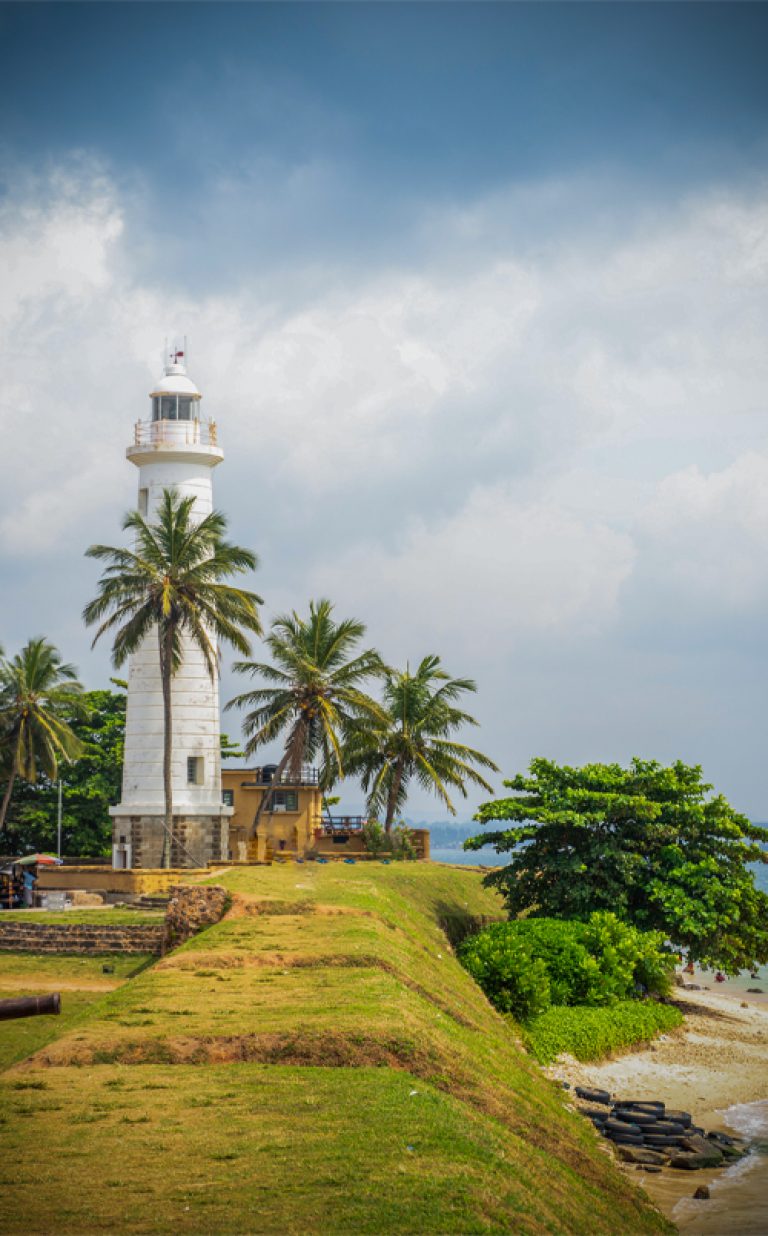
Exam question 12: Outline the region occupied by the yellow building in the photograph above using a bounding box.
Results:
[221,764,430,862]
[222,764,324,862]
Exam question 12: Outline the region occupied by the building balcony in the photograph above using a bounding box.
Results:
[321,816,367,834]
[241,764,320,788]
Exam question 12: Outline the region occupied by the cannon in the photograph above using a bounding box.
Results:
[0,994,61,1021]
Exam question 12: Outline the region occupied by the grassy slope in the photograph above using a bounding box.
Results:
[0,864,671,1235]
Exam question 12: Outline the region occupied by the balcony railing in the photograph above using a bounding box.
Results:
[132,418,218,448]
[321,816,367,834]
[241,765,320,788]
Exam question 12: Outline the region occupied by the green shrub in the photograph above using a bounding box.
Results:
[458,913,674,1020]
[510,919,607,1005]
[457,926,551,1020]
[390,823,417,861]
[361,819,416,861]
[578,912,674,1000]
[521,999,683,1064]
[361,819,388,858]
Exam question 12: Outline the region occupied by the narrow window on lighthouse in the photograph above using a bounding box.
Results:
[187,756,204,785]
[138,488,148,516]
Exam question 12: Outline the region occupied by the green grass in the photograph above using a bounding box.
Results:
[0,865,672,1234]
[0,953,152,985]
[521,1000,684,1065]
[0,1064,639,1236]
[0,953,155,1071]
[0,909,164,925]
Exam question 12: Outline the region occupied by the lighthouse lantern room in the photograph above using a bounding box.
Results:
[110,344,233,869]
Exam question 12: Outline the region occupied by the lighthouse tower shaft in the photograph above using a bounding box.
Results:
[110,352,233,869]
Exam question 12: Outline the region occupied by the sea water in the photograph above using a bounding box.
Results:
[672,1101,768,1234]
[429,844,503,866]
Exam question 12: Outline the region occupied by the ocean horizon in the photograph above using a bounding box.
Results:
[429,836,768,897]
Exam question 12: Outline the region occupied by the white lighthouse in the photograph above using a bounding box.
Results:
[110,345,233,869]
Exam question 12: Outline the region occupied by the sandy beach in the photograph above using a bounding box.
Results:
[548,981,768,1230]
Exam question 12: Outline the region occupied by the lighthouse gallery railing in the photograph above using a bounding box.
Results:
[133,419,218,447]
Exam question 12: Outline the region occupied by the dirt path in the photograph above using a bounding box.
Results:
[0,977,121,992]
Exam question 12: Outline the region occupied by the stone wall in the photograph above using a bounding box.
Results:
[0,922,165,955]
[164,883,228,948]
[113,814,229,869]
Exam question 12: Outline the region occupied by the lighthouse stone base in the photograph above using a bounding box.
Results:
[111,812,231,870]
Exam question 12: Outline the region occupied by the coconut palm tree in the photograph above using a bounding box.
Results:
[343,655,499,832]
[83,487,263,867]
[0,637,84,830]
[227,599,384,832]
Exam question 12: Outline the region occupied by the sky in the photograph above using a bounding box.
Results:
[1,2,768,822]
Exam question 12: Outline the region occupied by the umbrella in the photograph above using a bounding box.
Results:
[15,854,63,867]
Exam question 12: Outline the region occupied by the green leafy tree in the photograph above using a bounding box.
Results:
[467,758,768,972]
[220,732,245,761]
[0,637,84,830]
[84,488,263,867]
[5,686,126,856]
[227,599,384,832]
[344,655,498,832]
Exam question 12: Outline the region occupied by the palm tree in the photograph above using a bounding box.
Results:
[0,637,84,830]
[343,655,499,832]
[83,487,263,867]
[226,599,384,833]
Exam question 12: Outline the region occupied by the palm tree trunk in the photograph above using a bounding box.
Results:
[0,731,22,831]
[160,625,174,869]
[250,748,292,839]
[250,719,307,839]
[384,761,404,834]
[0,770,17,832]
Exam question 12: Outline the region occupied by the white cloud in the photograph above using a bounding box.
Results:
[0,168,122,326]
[638,451,768,612]
[310,484,635,652]
[2,165,768,815]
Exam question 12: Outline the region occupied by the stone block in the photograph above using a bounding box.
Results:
[616,1146,668,1165]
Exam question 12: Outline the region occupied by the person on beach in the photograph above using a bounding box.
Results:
[715,971,726,983]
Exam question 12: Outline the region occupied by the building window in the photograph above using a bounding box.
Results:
[271,790,298,812]
[222,789,234,807]
[187,756,204,785]
[138,488,148,516]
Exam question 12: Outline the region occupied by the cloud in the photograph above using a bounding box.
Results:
[636,451,768,617]
[2,163,768,816]
[310,484,635,654]
[0,165,123,326]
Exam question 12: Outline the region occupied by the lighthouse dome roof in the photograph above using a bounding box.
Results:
[150,361,201,399]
